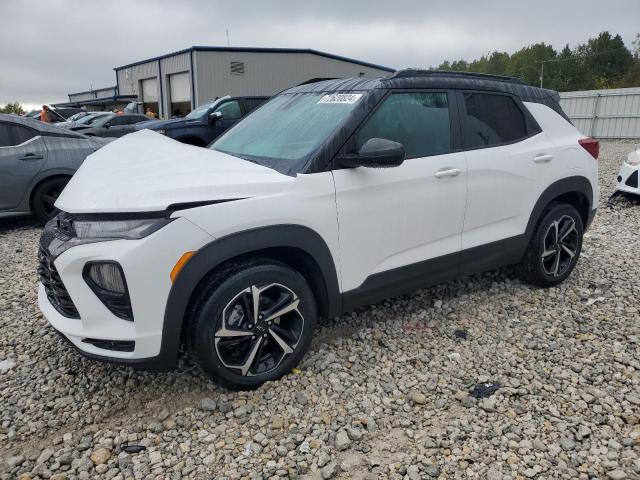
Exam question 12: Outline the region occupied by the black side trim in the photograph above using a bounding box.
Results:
[341,250,459,313]
[625,170,638,189]
[459,234,528,277]
[159,224,341,368]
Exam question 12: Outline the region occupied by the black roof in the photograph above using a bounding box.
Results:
[284,69,566,119]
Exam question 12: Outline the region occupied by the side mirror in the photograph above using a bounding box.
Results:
[339,138,405,168]
[104,122,111,128]
[209,111,223,124]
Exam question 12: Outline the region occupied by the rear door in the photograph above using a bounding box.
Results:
[0,122,47,210]
[458,91,557,273]
[333,90,468,296]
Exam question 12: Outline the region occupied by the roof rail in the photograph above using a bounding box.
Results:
[389,69,524,85]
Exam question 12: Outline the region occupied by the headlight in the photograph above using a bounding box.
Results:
[626,150,640,166]
[73,218,173,240]
[46,216,173,258]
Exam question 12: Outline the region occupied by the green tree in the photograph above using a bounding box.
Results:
[582,32,633,87]
[0,101,25,115]
[508,43,556,87]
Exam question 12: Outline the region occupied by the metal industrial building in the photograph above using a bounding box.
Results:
[55,46,394,118]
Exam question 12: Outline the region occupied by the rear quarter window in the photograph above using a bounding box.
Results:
[462,92,530,148]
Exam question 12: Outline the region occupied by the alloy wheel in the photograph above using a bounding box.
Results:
[541,214,579,278]
[214,283,304,377]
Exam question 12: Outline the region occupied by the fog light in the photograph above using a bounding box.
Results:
[83,262,133,321]
[87,262,126,293]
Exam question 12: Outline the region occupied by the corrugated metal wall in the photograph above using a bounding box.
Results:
[115,50,390,119]
[560,87,640,139]
[193,51,390,106]
[68,87,116,102]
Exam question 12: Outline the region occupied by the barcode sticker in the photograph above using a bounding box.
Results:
[318,93,363,104]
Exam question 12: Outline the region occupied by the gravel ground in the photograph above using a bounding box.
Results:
[1,140,639,480]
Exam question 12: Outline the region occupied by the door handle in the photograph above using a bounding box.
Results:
[19,153,44,161]
[534,153,553,163]
[434,168,461,178]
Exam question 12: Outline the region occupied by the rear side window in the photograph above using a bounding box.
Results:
[0,123,37,147]
[355,92,451,158]
[462,93,528,148]
[242,98,266,113]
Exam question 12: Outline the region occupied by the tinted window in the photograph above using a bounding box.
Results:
[215,100,241,120]
[0,123,37,147]
[355,92,451,158]
[108,116,127,126]
[242,98,267,113]
[463,93,528,148]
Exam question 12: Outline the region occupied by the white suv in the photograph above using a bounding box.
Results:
[38,70,598,389]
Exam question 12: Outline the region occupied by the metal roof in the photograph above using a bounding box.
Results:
[113,46,395,73]
[67,85,117,97]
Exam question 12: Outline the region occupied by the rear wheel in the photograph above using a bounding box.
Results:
[188,259,317,390]
[519,203,583,287]
[31,177,69,223]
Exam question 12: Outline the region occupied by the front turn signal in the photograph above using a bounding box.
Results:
[170,251,195,283]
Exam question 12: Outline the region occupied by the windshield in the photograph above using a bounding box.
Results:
[67,112,87,122]
[78,113,110,125]
[186,100,218,120]
[211,92,364,172]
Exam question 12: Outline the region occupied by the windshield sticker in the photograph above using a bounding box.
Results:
[317,93,363,104]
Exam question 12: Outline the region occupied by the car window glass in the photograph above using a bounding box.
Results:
[354,92,451,158]
[0,123,37,147]
[109,116,126,126]
[215,100,241,120]
[462,93,528,148]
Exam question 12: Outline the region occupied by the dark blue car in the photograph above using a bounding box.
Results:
[134,96,268,146]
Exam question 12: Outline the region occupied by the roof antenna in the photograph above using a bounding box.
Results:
[226,29,230,47]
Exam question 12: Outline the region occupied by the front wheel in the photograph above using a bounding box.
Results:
[519,203,584,287]
[188,259,317,389]
[31,177,69,223]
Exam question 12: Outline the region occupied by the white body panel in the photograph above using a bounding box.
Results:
[333,151,467,291]
[615,150,640,195]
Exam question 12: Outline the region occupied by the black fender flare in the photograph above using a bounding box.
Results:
[157,224,340,368]
[524,175,594,241]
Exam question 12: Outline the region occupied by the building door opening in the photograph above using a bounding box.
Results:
[168,72,191,118]
[140,77,159,118]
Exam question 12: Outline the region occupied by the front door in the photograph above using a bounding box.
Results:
[0,123,47,210]
[332,91,468,300]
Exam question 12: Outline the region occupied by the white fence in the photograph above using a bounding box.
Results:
[559,87,640,139]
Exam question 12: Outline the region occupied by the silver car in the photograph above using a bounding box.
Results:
[0,114,110,222]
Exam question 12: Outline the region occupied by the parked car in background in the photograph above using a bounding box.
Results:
[0,114,110,222]
[55,112,111,130]
[38,70,598,389]
[23,107,83,124]
[67,113,152,137]
[134,96,268,146]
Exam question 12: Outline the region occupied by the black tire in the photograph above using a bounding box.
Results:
[519,203,583,287]
[31,177,69,223]
[188,259,317,390]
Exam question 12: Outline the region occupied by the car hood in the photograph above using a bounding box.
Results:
[135,117,196,130]
[55,129,294,214]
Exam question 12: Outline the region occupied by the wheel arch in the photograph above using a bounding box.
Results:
[160,224,340,367]
[525,175,594,242]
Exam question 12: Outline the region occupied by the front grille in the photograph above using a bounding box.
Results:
[38,245,80,319]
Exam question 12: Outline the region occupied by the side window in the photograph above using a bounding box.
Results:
[108,116,127,126]
[0,123,37,147]
[462,93,528,148]
[354,92,451,158]
[215,100,241,120]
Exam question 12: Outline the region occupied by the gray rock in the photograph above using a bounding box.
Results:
[321,461,338,479]
[335,430,351,451]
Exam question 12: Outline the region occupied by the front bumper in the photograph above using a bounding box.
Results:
[38,216,213,368]
[615,161,640,195]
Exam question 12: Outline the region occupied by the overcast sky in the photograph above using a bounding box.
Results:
[2,0,638,108]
